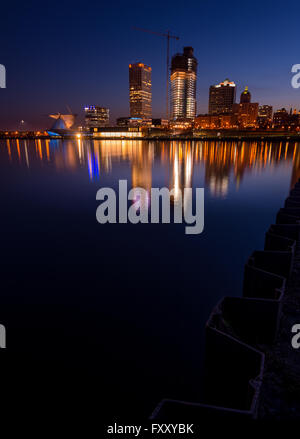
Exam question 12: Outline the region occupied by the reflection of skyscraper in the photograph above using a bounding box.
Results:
[209,79,236,114]
[204,141,230,197]
[131,142,153,209]
[129,63,152,118]
[169,143,194,205]
[170,47,197,120]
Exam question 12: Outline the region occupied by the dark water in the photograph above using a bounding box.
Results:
[0,138,298,422]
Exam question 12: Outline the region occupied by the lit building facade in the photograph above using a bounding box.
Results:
[84,106,109,128]
[116,117,152,127]
[232,87,259,127]
[92,126,143,138]
[240,86,251,103]
[209,79,236,114]
[257,105,273,127]
[273,108,289,128]
[289,109,300,130]
[272,108,300,130]
[194,113,237,129]
[129,63,152,118]
[170,47,197,120]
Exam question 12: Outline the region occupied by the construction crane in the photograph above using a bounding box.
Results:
[133,27,179,121]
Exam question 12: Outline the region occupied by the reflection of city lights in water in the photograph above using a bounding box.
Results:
[37,139,43,160]
[87,144,100,180]
[6,139,11,161]
[45,139,50,161]
[209,175,229,198]
[185,148,192,188]
[173,146,181,204]
[87,147,93,180]
[77,138,83,164]
[16,139,21,161]
[2,139,300,194]
[24,140,29,168]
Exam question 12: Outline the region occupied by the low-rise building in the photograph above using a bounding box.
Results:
[91,126,143,138]
[84,106,109,128]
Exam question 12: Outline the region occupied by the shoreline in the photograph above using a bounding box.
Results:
[151,181,300,421]
[1,134,300,141]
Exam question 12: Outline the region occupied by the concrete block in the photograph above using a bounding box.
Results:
[243,264,286,299]
[247,250,292,279]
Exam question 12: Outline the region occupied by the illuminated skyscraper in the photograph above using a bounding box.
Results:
[129,63,152,118]
[209,79,236,114]
[170,47,197,120]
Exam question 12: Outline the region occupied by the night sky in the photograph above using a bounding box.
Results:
[1,0,300,129]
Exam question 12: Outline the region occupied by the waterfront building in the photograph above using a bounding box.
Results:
[49,113,76,130]
[48,112,77,136]
[129,63,152,118]
[170,47,197,120]
[289,109,300,130]
[240,86,251,104]
[151,119,169,128]
[194,114,211,129]
[232,87,259,128]
[91,126,143,138]
[272,108,300,130]
[84,106,109,128]
[208,79,236,114]
[194,113,237,129]
[219,114,234,129]
[116,117,152,127]
[169,118,194,130]
[273,108,289,128]
[116,117,131,127]
[257,105,273,128]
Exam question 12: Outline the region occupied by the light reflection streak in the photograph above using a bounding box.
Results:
[24,140,29,168]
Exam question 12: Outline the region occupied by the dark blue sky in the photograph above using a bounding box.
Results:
[1,0,300,129]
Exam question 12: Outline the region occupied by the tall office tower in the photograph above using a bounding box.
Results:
[170,47,197,120]
[240,86,251,103]
[84,106,109,128]
[129,63,152,118]
[209,79,236,114]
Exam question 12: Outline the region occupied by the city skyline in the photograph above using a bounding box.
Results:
[1,0,300,130]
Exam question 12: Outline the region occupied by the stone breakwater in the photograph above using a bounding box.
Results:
[150,179,300,422]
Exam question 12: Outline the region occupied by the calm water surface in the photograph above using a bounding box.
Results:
[0,138,298,420]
